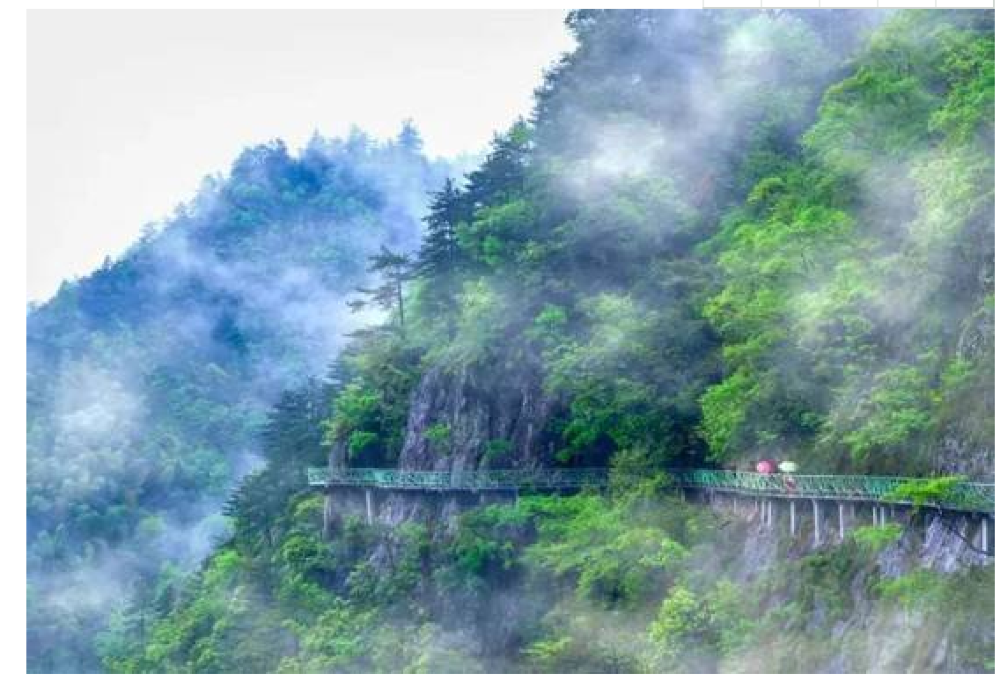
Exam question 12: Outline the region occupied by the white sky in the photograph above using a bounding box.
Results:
[27,10,575,303]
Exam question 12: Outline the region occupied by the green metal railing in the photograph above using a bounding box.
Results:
[307,466,608,491]
[306,467,995,513]
[669,470,995,512]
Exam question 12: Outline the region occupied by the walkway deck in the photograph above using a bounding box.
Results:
[307,467,995,513]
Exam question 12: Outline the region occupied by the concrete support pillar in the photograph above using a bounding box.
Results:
[838,503,845,541]
[323,494,332,539]
[767,499,773,527]
[981,517,990,553]
[872,505,878,526]
[679,488,686,503]
[733,495,738,514]
[812,499,821,546]
[880,506,887,528]
[790,500,796,536]
[365,488,373,525]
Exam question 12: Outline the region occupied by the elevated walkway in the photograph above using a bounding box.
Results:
[307,467,994,513]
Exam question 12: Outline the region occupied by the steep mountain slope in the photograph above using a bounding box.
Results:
[36,8,994,674]
[324,9,992,484]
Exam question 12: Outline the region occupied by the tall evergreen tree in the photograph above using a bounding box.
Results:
[463,120,532,210]
[396,119,424,154]
[415,178,467,329]
[348,245,414,338]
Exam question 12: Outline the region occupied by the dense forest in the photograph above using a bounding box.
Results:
[28,9,993,673]
[27,126,458,671]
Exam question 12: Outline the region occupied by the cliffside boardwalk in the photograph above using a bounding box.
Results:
[308,467,995,552]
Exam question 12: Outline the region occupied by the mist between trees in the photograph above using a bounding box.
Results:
[27,9,994,673]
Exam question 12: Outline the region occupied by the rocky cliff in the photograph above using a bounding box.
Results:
[327,359,562,529]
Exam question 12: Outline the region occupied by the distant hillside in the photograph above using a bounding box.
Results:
[27,126,455,671]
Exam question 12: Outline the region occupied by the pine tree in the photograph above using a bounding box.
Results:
[463,120,532,210]
[348,246,414,338]
[415,179,468,331]
[396,119,424,154]
[417,178,464,278]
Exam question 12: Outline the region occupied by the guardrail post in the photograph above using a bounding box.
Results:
[812,499,821,546]
[323,494,332,539]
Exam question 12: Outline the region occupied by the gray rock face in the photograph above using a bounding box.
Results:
[931,297,995,480]
[915,513,992,573]
[935,432,994,480]
[701,492,992,673]
[326,359,559,530]
[397,362,558,473]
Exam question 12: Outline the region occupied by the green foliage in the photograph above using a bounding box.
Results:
[424,423,452,453]
[649,586,714,668]
[885,476,968,509]
[647,579,754,672]
[878,569,944,611]
[278,601,373,672]
[440,278,509,366]
[874,564,994,672]
[48,8,997,674]
[699,370,758,461]
[28,128,449,671]
[348,245,414,337]
[833,366,937,465]
[482,438,514,464]
[324,334,422,466]
[446,502,533,587]
[546,288,717,465]
[523,636,576,673]
[525,495,690,609]
[851,523,904,553]
[702,10,994,472]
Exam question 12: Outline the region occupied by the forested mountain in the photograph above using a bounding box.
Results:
[27,127,455,671]
[30,9,994,674]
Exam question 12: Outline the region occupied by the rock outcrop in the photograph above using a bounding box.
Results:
[327,359,561,529]
[395,361,559,472]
